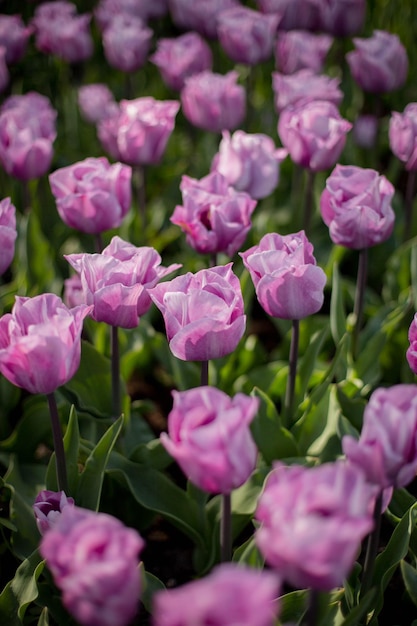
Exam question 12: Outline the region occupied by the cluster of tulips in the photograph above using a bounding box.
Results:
[1,1,417,625]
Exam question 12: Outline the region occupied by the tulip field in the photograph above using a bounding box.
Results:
[2,0,417,625]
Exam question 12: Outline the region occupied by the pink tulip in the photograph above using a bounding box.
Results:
[95,0,168,29]
[407,315,417,375]
[33,490,75,535]
[343,385,417,490]
[150,32,212,92]
[275,31,333,75]
[347,30,408,94]
[149,264,246,361]
[0,14,32,65]
[241,231,326,320]
[78,84,118,125]
[317,0,366,37]
[65,236,181,329]
[98,97,180,165]
[102,14,152,73]
[49,157,132,235]
[272,69,343,113]
[153,563,281,626]
[181,70,245,133]
[0,293,91,395]
[255,461,377,590]
[389,103,417,171]
[211,130,287,199]
[40,505,144,626]
[63,274,84,309]
[352,114,379,150]
[169,0,239,40]
[217,6,280,65]
[171,171,256,257]
[278,99,351,172]
[0,197,17,276]
[320,165,395,249]
[32,1,93,63]
[0,92,57,181]
[256,0,321,31]
[161,386,259,493]
[0,47,9,94]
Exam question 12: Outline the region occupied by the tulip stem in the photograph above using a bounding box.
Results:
[201,360,209,386]
[303,170,315,233]
[95,233,104,253]
[136,165,147,237]
[352,248,368,360]
[360,491,383,600]
[404,169,416,242]
[220,493,232,562]
[305,589,319,626]
[111,325,121,418]
[46,392,68,493]
[284,319,299,424]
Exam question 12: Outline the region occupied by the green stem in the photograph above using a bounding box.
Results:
[95,233,104,253]
[352,248,368,360]
[46,392,68,493]
[111,325,121,418]
[305,589,320,626]
[220,492,232,562]
[201,360,209,387]
[361,491,383,600]
[303,169,316,234]
[284,319,299,424]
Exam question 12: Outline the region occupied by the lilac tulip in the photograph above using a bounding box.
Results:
[32,1,93,63]
[217,7,280,66]
[275,31,333,75]
[171,171,256,257]
[78,84,118,125]
[40,505,144,626]
[0,14,32,65]
[102,14,152,73]
[320,165,395,249]
[49,157,132,235]
[211,130,287,199]
[63,274,84,309]
[153,563,281,626]
[240,231,326,320]
[149,264,246,361]
[0,92,57,181]
[0,197,17,276]
[353,114,379,150]
[161,386,259,494]
[347,30,408,94]
[33,490,74,535]
[278,99,351,172]
[389,103,417,171]
[95,0,168,27]
[0,47,8,94]
[0,294,91,395]
[150,33,213,92]
[65,236,181,329]
[272,69,343,113]
[256,0,321,31]
[318,0,366,37]
[407,315,417,375]
[255,461,377,590]
[343,385,417,490]
[181,70,245,133]
[98,97,180,165]
[169,0,239,40]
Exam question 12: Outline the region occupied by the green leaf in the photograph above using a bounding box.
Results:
[401,560,417,607]
[233,534,264,568]
[46,405,80,496]
[295,385,341,457]
[75,415,124,510]
[37,607,49,626]
[335,588,377,626]
[353,331,387,389]
[141,567,166,614]
[0,550,44,625]
[25,212,56,293]
[297,326,329,404]
[278,590,308,625]
[330,262,347,345]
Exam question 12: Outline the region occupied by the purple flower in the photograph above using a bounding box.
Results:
[318,0,366,37]
[240,231,326,320]
[149,264,246,361]
[278,99,351,172]
[40,505,144,626]
[65,236,181,329]
[211,130,287,199]
[0,197,17,276]
[32,1,93,63]
[33,490,74,535]
[161,386,259,494]
[153,563,281,626]
[78,84,118,125]
[353,114,379,150]
[256,0,321,31]
[98,97,180,165]
[0,47,9,94]
[102,14,152,73]
[169,0,239,40]
[407,315,417,375]
[275,31,333,75]
[150,32,213,92]
[49,157,132,235]
[389,103,417,171]
[171,171,256,257]
[272,69,343,113]
[217,6,280,66]
[347,30,408,94]
[0,92,57,181]
[95,0,168,29]
[255,461,377,591]
[0,14,32,65]
[343,385,417,490]
[63,274,84,309]
[181,70,246,133]
[320,165,395,249]
[0,294,92,395]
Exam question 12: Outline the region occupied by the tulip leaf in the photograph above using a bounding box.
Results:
[278,590,308,624]
[297,326,329,406]
[0,550,44,625]
[330,262,347,346]
[401,560,417,607]
[37,607,49,626]
[141,566,166,613]
[24,212,56,293]
[233,534,264,568]
[335,588,377,626]
[45,405,80,496]
[75,415,124,511]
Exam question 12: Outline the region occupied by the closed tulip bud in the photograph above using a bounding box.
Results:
[33,490,74,535]
[0,197,17,276]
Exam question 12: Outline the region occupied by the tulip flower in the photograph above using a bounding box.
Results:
[318,0,366,37]
[169,0,239,40]
[102,14,152,73]
[78,84,118,125]
[0,197,17,276]
[33,490,75,535]
[272,69,343,114]
[40,505,145,626]
[95,0,168,28]
[407,314,417,375]
[275,31,333,75]
[0,14,32,65]
[256,0,321,31]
